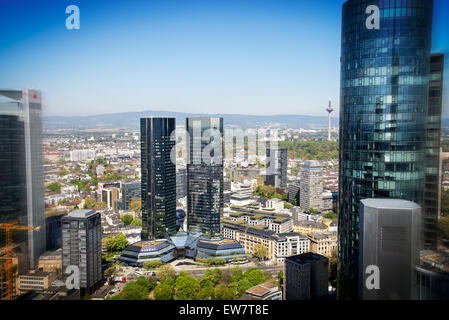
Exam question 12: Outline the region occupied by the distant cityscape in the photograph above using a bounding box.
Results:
[1,0,449,302]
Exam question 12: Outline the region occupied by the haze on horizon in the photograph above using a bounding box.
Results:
[0,0,448,117]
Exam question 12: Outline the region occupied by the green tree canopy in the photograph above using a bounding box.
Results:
[244,268,265,286]
[154,283,174,300]
[175,272,200,300]
[121,214,134,226]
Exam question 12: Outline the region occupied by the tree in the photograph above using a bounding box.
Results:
[252,244,269,261]
[284,202,293,209]
[175,272,200,300]
[112,233,129,252]
[158,264,176,280]
[244,268,265,286]
[214,283,236,300]
[237,278,252,297]
[230,266,245,282]
[143,260,163,269]
[103,237,115,252]
[129,197,142,215]
[83,197,106,209]
[121,214,134,226]
[47,182,61,193]
[203,268,222,285]
[154,283,174,300]
[439,216,449,240]
[278,270,284,287]
[120,281,149,300]
[197,285,214,300]
[131,219,142,226]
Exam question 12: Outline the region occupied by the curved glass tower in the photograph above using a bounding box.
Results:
[338,0,434,299]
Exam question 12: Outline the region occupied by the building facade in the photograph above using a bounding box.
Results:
[0,89,46,271]
[359,199,421,300]
[265,147,287,188]
[62,210,102,293]
[186,117,224,237]
[284,253,329,300]
[423,53,445,249]
[141,118,177,240]
[338,0,434,299]
[300,160,324,211]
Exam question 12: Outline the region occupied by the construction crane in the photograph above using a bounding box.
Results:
[0,221,41,300]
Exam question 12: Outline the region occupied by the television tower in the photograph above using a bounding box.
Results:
[326,99,334,141]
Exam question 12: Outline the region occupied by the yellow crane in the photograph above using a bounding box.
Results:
[0,221,41,300]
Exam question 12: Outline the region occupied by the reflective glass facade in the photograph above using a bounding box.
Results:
[338,0,434,299]
[0,90,46,271]
[141,118,177,240]
[186,117,224,238]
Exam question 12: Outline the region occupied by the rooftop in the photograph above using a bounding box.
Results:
[361,198,421,210]
[66,209,97,219]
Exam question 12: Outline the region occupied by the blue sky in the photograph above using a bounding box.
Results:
[0,0,448,117]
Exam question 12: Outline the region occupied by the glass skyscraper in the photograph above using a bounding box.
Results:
[140,118,177,240]
[186,117,224,238]
[338,0,434,299]
[0,89,46,271]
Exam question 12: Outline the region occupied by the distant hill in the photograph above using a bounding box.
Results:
[43,110,339,130]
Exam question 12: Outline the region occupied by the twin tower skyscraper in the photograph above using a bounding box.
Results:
[140,117,223,241]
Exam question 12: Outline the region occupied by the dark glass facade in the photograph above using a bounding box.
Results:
[0,90,46,271]
[265,147,287,188]
[423,54,444,250]
[141,118,177,240]
[186,117,223,238]
[338,0,434,299]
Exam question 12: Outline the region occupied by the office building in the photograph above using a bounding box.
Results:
[288,180,301,206]
[0,89,46,270]
[62,210,102,293]
[300,161,324,211]
[423,54,445,249]
[359,199,421,300]
[338,0,434,299]
[242,282,282,300]
[141,118,177,240]
[308,232,338,257]
[120,181,141,211]
[176,167,187,199]
[101,187,120,211]
[45,213,65,250]
[186,117,224,238]
[284,252,329,300]
[416,250,449,300]
[265,147,287,188]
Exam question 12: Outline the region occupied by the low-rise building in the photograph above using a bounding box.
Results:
[17,270,58,295]
[241,281,282,300]
[293,220,328,234]
[38,249,62,273]
[307,232,337,257]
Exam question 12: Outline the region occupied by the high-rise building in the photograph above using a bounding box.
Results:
[62,210,102,293]
[141,118,177,240]
[359,199,421,300]
[121,181,141,211]
[186,117,223,237]
[0,89,46,270]
[176,167,187,199]
[326,99,334,141]
[288,180,301,206]
[300,160,324,211]
[423,54,445,249]
[338,0,434,299]
[265,147,287,188]
[284,252,329,300]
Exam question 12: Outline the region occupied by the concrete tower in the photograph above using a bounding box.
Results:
[326,99,333,141]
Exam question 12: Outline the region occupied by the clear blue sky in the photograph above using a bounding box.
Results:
[0,0,448,117]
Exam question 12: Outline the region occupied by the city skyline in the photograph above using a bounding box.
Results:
[0,0,448,117]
